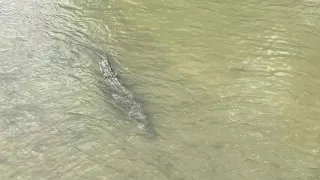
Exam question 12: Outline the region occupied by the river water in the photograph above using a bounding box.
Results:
[0,0,320,179]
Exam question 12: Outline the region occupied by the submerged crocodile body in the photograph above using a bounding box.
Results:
[96,52,156,137]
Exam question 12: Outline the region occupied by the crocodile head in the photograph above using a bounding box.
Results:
[128,103,157,137]
[128,103,147,123]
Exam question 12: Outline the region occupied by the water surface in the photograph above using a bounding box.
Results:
[0,0,319,179]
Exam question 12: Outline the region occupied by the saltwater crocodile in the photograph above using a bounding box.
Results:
[95,51,156,137]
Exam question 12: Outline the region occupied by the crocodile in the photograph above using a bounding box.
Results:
[96,51,156,137]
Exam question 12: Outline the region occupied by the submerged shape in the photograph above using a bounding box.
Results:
[97,52,156,137]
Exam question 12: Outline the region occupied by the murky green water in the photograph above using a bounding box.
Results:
[0,0,320,179]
